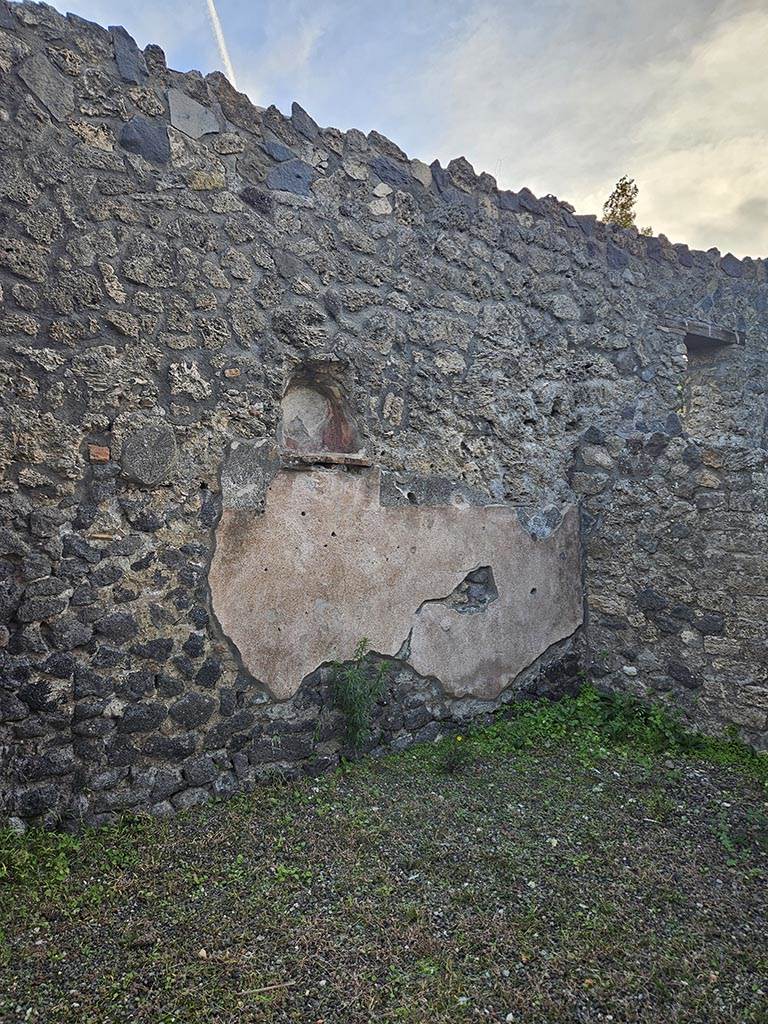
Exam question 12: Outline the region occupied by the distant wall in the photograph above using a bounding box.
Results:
[0,0,766,828]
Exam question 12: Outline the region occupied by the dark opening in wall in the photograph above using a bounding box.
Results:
[667,319,743,439]
[280,362,363,458]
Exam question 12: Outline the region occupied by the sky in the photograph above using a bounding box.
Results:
[60,0,768,257]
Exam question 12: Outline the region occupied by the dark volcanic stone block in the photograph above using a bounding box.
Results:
[291,101,319,140]
[371,156,412,191]
[17,53,74,122]
[110,25,149,84]
[0,2,15,30]
[96,613,139,644]
[118,702,167,734]
[169,692,216,729]
[266,159,317,196]
[120,116,171,164]
[120,424,178,486]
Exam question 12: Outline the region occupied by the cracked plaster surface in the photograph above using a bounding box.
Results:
[209,466,583,699]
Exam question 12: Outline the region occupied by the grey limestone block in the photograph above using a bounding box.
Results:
[168,87,219,139]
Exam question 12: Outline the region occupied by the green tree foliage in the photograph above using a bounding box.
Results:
[603,175,639,228]
[603,175,653,235]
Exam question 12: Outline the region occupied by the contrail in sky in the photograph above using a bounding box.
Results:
[205,0,238,89]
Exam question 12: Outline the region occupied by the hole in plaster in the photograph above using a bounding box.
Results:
[530,587,537,595]
[418,566,499,617]
[455,566,499,613]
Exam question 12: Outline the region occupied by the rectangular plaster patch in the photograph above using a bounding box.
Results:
[209,466,583,700]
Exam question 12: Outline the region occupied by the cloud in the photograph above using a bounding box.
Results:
[630,6,768,255]
[406,0,768,255]
[232,0,458,127]
[235,0,335,108]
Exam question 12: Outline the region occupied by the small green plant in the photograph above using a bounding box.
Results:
[226,852,248,883]
[416,956,440,977]
[331,638,389,750]
[715,814,739,866]
[0,827,81,895]
[273,863,312,885]
[644,786,676,822]
[438,734,474,773]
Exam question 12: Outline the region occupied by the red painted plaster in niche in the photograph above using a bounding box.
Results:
[280,365,361,454]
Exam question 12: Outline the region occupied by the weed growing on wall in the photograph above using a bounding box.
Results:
[331,639,390,750]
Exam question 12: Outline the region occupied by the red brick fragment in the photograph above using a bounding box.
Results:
[88,444,110,463]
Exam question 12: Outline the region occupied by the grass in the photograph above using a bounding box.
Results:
[427,685,768,784]
[1,687,767,1023]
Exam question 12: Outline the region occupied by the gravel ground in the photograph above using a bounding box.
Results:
[1,743,767,1024]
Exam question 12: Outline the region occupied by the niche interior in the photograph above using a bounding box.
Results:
[279,363,366,462]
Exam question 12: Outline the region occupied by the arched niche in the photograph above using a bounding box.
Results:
[279,364,362,456]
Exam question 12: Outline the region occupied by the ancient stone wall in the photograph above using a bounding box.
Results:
[0,1,766,827]
[575,429,768,746]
